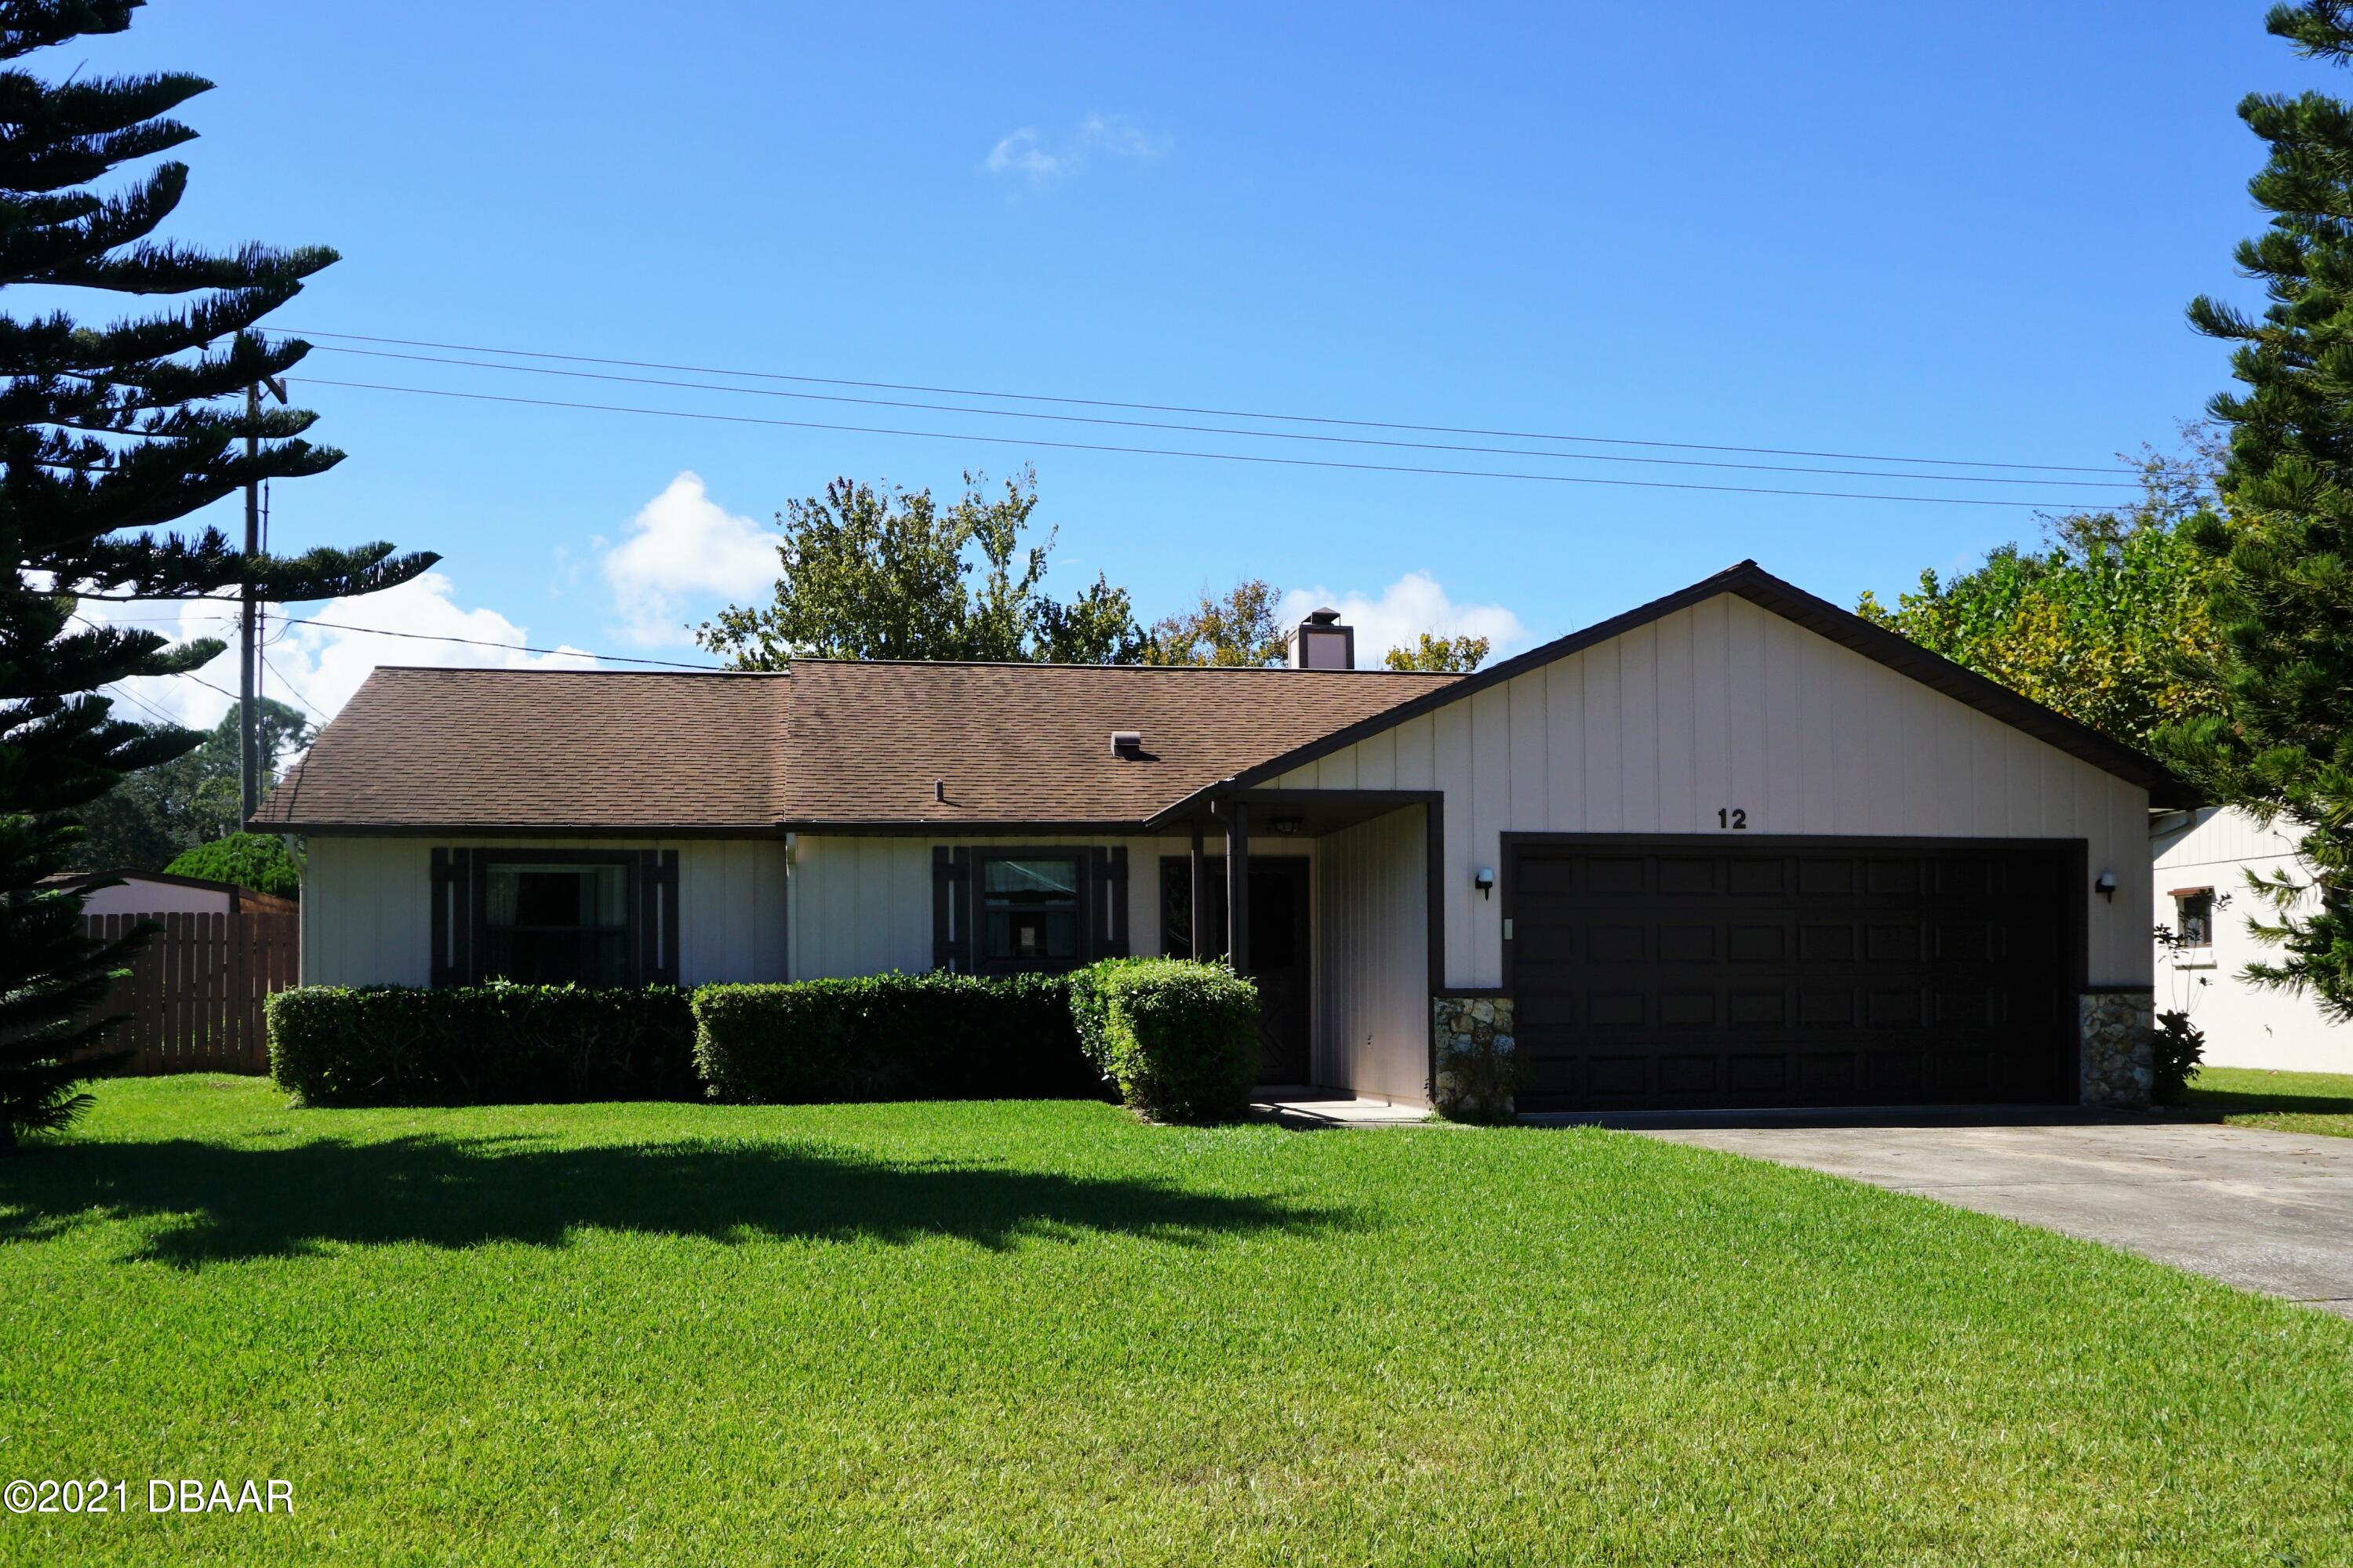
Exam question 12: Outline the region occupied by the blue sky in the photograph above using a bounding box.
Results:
[67,1,2326,726]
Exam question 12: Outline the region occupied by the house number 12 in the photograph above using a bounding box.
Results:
[1717,808,1748,829]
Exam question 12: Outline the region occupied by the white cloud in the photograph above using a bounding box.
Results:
[985,128,1068,183]
[1276,572,1526,668]
[89,571,598,744]
[598,471,776,646]
[1077,112,1170,159]
[984,113,1169,186]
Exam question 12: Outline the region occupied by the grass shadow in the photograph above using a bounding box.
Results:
[2180,1086,2353,1117]
[0,1131,1344,1267]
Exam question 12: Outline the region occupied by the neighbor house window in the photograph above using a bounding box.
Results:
[482,860,633,985]
[976,854,1082,970]
[2173,887,2215,950]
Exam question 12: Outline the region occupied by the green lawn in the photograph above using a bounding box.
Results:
[2184,1064,2353,1137]
[2,1080,2349,1566]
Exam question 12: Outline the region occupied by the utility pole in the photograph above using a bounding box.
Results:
[239,376,287,825]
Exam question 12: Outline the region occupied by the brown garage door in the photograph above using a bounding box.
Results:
[1508,839,2079,1111]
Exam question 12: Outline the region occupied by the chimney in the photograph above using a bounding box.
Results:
[1291,607,1355,671]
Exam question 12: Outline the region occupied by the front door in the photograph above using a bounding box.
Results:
[1158,854,1314,1085]
[1246,858,1312,1084]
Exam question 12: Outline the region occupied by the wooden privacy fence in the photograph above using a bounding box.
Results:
[77,910,299,1075]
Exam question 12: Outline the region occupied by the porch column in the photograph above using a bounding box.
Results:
[1224,799,1250,973]
[1188,822,1205,960]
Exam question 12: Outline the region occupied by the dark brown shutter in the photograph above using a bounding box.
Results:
[431,848,473,988]
[1104,846,1130,958]
[932,846,971,971]
[643,850,681,986]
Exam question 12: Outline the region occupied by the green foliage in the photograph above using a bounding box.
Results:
[1384,631,1491,673]
[1067,956,1260,1122]
[1857,433,2227,752]
[2158,2,2353,1020]
[693,971,1099,1104]
[1142,578,1291,666]
[0,9,432,1148]
[163,830,299,898]
[695,467,1144,666]
[75,698,307,870]
[265,984,696,1108]
[2152,1010,2207,1107]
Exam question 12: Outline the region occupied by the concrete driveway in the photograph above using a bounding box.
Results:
[1638,1120,2353,1318]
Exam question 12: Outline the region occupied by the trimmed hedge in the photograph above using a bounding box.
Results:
[267,984,697,1108]
[693,971,1101,1104]
[1068,958,1260,1122]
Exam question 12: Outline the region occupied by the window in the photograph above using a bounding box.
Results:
[977,855,1082,970]
[431,848,678,988]
[2173,887,2215,950]
[482,860,634,984]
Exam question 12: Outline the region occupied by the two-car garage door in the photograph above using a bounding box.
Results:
[1507,838,2080,1111]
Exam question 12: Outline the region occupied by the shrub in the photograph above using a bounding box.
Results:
[1068,958,1260,1122]
[2154,1009,2206,1105]
[267,984,697,1108]
[693,971,1100,1104]
[165,831,300,899]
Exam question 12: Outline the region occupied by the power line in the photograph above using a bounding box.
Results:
[271,610,718,669]
[291,375,2125,511]
[102,680,181,727]
[259,652,328,722]
[289,341,2141,493]
[270,326,2136,477]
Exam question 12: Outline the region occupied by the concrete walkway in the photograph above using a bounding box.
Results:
[1252,1091,1434,1128]
[1638,1120,2353,1318]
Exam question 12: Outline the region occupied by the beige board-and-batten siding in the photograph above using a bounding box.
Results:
[1312,804,1430,1102]
[1268,591,2155,990]
[784,833,1312,978]
[300,836,788,988]
[303,832,1315,989]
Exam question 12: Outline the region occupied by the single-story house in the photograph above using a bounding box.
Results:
[46,868,298,919]
[253,561,2188,1112]
[2152,806,2348,1073]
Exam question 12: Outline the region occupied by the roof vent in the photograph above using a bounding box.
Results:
[1111,730,1144,758]
[1291,607,1355,671]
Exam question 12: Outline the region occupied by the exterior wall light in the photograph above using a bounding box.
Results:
[2095,869,2117,902]
[1475,867,1495,900]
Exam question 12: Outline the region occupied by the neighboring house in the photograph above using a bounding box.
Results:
[45,868,297,919]
[2151,806,2348,1074]
[253,562,2187,1112]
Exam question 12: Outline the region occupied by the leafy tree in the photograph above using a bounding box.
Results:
[163,829,297,899]
[1857,433,2226,752]
[1384,632,1491,673]
[2158,0,2353,1021]
[1034,573,1145,664]
[74,697,307,869]
[1143,578,1292,667]
[0,4,431,1149]
[696,468,1142,665]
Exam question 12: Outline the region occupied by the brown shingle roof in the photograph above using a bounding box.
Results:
[780,660,1455,827]
[250,668,790,832]
[253,660,1455,834]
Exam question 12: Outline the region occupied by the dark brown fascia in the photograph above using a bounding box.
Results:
[280,821,793,839]
[1144,559,2197,828]
[776,817,1160,837]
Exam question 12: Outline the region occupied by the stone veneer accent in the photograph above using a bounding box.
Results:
[1431,994,1516,1121]
[2079,991,2155,1110]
